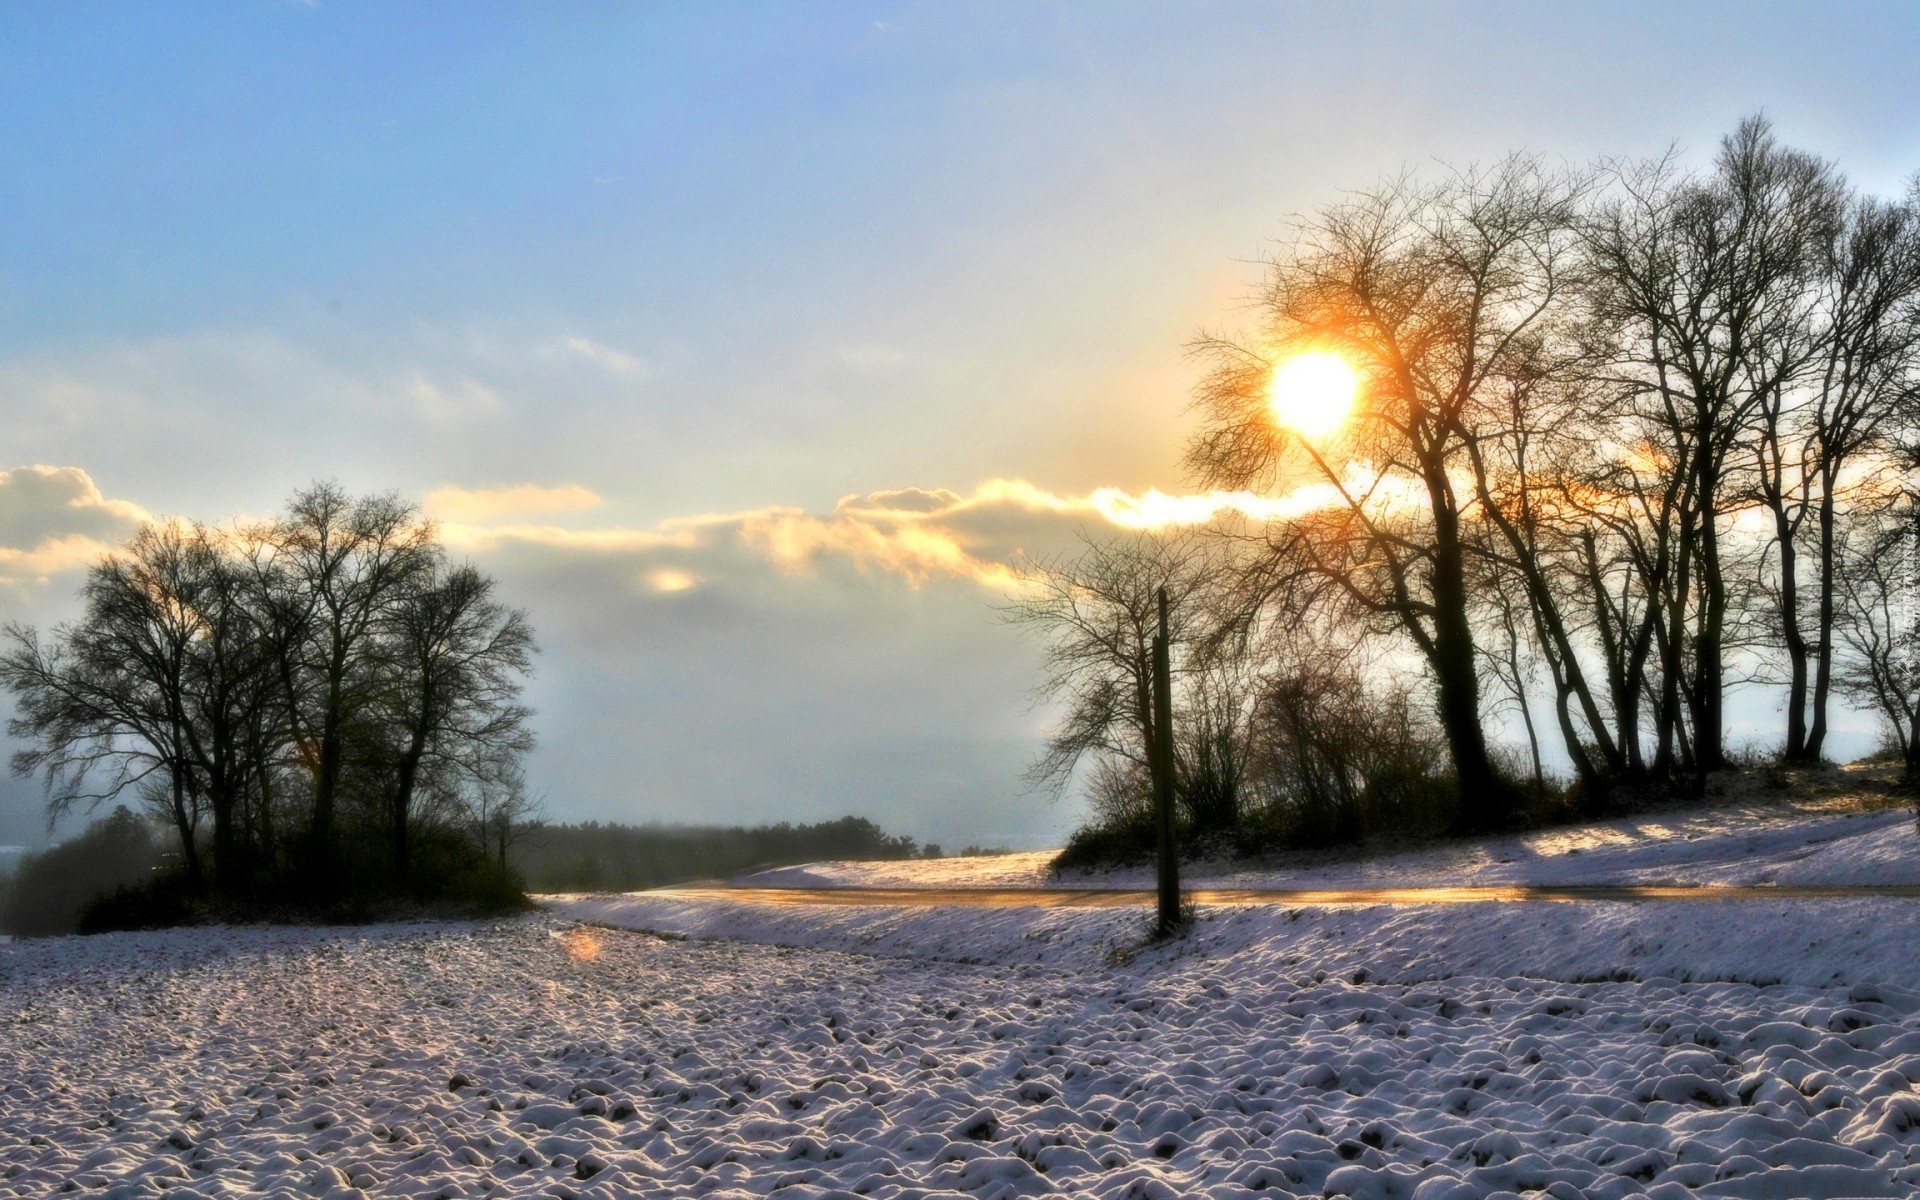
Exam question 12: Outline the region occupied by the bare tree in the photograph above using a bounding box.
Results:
[374,562,536,884]
[170,524,287,896]
[256,483,435,883]
[0,523,213,885]
[2,483,541,912]
[466,765,543,871]
[1003,531,1214,806]
[1240,627,1451,846]
[1190,157,1583,830]
[1583,116,1841,770]
[1176,656,1256,835]
[1786,190,1920,759]
[1836,471,1920,782]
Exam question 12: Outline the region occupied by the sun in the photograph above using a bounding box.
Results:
[1268,351,1359,439]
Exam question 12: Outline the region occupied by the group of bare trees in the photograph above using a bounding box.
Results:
[0,483,538,908]
[1019,118,1920,852]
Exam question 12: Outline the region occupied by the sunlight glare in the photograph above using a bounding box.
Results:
[560,927,602,962]
[1268,351,1359,439]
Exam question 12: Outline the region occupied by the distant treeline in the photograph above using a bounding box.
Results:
[0,809,974,935]
[0,807,162,936]
[513,815,935,892]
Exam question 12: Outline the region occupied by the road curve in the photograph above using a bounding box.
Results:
[646,883,1920,908]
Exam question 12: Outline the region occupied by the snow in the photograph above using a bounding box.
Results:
[8,797,1920,1199]
[739,800,1920,891]
[0,900,1916,1198]
[556,889,1920,991]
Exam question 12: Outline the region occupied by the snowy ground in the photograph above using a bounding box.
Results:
[739,796,1920,892]
[3,900,1920,1199]
[8,789,1920,1200]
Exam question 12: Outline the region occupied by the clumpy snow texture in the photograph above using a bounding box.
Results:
[559,891,1920,990]
[11,913,1920,1199]
[739,801,1920,892]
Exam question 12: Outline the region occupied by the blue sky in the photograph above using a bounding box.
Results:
[2,2,1918,847]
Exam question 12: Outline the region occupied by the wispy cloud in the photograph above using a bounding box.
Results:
[424,483,604,523]
[558,335,647,378]
[437,522,697,554]
[407,373,504,423]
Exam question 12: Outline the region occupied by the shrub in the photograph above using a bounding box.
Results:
[1052,816,1157,873]
[1239,661,1456,848]
[78,871,201,934]
[1050,657,1462,871]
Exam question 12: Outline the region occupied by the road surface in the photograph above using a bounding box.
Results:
[642,883,1920,907]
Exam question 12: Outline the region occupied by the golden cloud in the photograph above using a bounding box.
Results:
[0,466,153,584]
[646,568,700,593]
[0,533,123,582]
[434,477,1348,592]
[425,483,605,523]
[436,521,694,554]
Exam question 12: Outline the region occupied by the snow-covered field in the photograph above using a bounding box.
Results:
[3,896,1920,1199]
[739,799,1920,892]
[8,794,1920,1200]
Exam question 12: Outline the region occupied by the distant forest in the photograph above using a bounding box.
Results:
[0,810,956,935]
[510,814,949,893]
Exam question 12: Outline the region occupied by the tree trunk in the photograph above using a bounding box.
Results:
[1150,587,1180,935]
[1619,603,1657,777]
[211,790,237,897]
[1509,637,1545,793]
[307,636,354,874]
[1654,531,1691,777]
[1775,505,1811,760]
[170,764,203,890]
[392,729,427,888]
[1428,514,1511,831]
[1806,483,1838,760]
[1691,464,1728,771]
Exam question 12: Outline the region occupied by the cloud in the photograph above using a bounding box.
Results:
[0,533,121,581]
[407,373,504,423]
[0,466,149,584]
[0,468,1339,846]
[446,489,1064,847]
[557,336,647,378]
[437,522,698,555]
[1080,483,1348,528]
[835,486,964,515]
[424,483,604,523]
[646,568,700,593]
[433,476,1346,595]
[735,503,1021,589]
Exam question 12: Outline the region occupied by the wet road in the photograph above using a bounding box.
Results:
[645,883,1920,907]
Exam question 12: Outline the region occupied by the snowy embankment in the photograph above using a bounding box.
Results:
[555,889,1920,990]
[10,915,1920,1200]
[738,800,1920,892]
